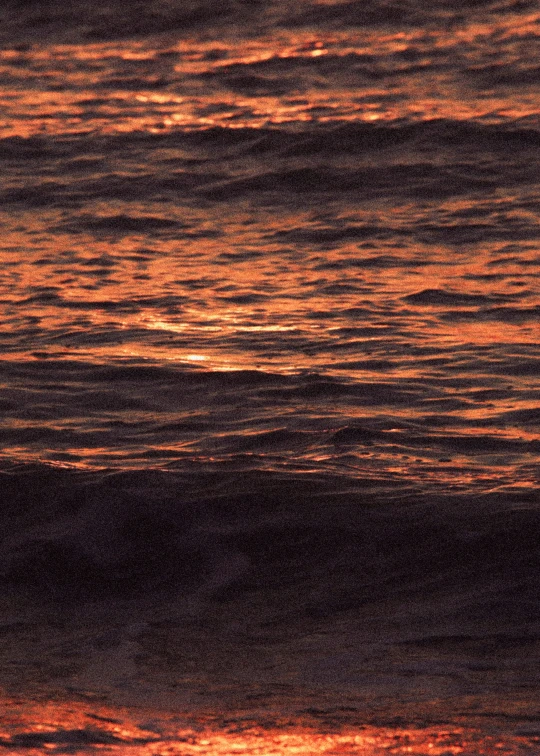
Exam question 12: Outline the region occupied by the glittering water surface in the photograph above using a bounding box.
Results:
[0,0,539,751]
[2,696,540,755]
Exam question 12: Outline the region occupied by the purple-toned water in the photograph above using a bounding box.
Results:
[0,0,539,751]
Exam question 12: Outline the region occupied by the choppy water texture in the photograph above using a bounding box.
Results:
[0,0,539,752]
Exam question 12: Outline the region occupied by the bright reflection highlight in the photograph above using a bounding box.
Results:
[0,11,539,137]
[0,698,534,755]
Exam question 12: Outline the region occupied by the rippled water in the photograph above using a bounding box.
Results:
[0,0,539,752]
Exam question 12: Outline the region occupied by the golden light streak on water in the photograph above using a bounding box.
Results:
[0,10,538,138]
[0,697,535,755]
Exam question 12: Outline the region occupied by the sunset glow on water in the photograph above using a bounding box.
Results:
[0,0,538,753]
[1,697,539,755]
[1,10,539,138]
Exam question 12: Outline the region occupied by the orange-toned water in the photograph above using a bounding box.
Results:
[1,696,539,754]
[0,0,538,752]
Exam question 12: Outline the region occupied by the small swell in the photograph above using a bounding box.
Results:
[465,63,540,87]
[96,76,169,90]
[403,288,505,306]
[198,167,346,198]
[1,182,74,208]
[286,0,416,27]
[268,225,391,245]
[62,214,182,234]
[0,729,148,748]
[185,120,540,157]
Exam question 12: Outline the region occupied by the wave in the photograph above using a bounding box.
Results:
[177,119,540,156]
[1,0,530,46]
[403,289,507,306]
[0,0,239,45]
[0,356,537,464]
[1,120,538,218]
[1,462,538,633]
[199,51,450,93]
[2,119,539,158]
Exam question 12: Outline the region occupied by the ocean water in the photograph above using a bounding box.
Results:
[0,0,539,752]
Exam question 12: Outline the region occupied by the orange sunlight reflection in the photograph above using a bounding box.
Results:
[2,215,537,378]
[0,697,533,755]
[0,11,539,137]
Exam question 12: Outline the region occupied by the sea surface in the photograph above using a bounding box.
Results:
[0,0,539,752]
